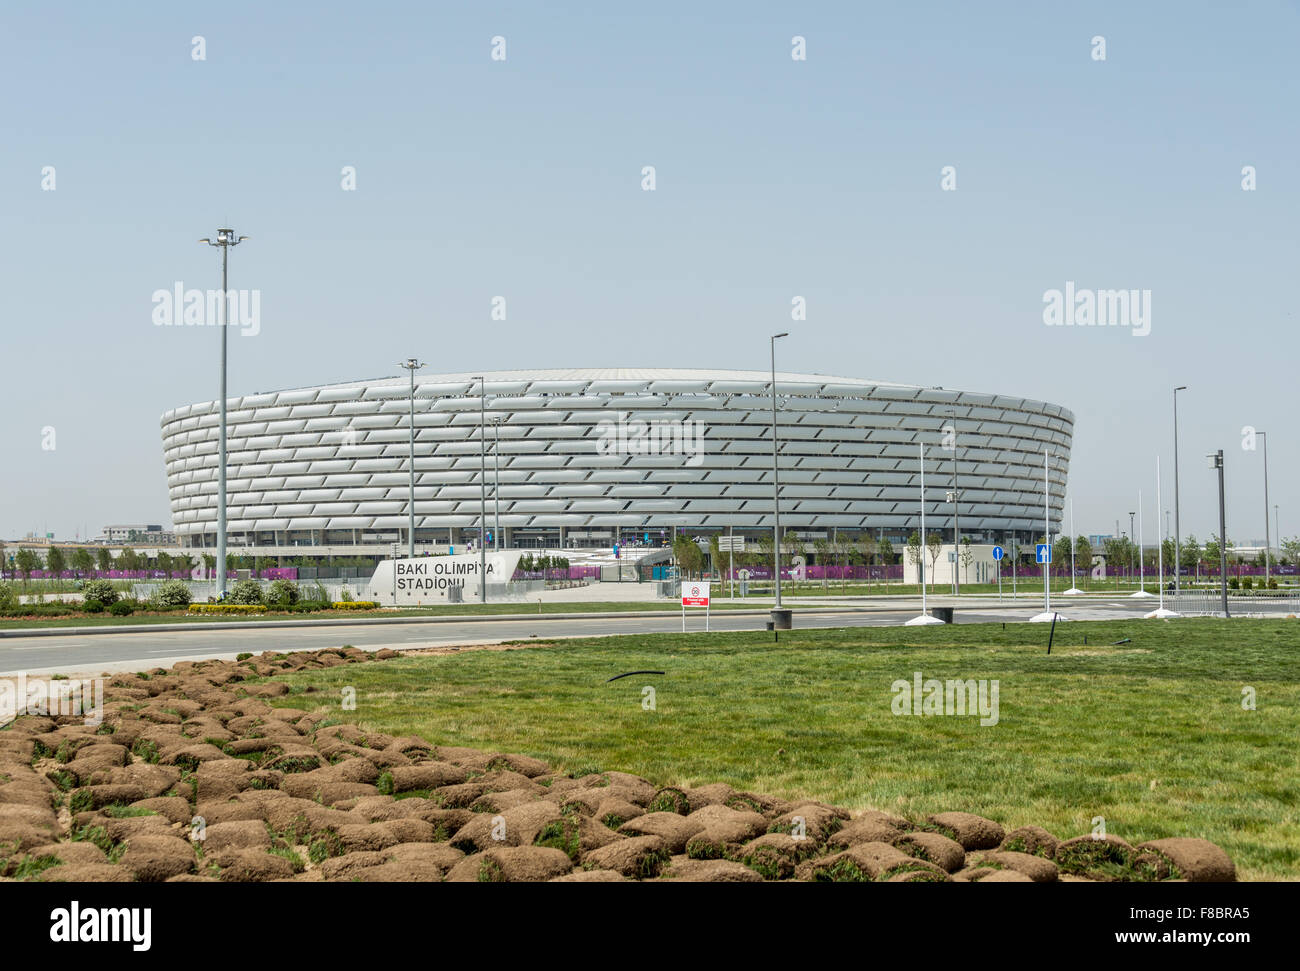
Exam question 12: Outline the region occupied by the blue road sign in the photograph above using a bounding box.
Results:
[1036,543,1051,564]
[992,546,1004,561]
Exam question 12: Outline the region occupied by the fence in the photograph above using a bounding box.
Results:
[1170,590,1300,616]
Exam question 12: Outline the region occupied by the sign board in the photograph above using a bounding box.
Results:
[992,546,1004,561]
[367,551,522,606]
[1036,544,1051,564]
[681,582,710,606]
[681,581,711,632]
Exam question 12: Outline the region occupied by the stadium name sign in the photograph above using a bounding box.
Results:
[366,551,523,605]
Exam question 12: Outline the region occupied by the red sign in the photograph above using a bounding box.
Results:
[681,582,710,606]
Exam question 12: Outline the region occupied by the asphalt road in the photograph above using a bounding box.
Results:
[0,600,1158,676]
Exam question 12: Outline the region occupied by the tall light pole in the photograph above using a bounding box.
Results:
[1043,449,1051,614]
[1209,450,1228,617]
[949,407,960,596]
[399,359,425,558]
[491,416,502,551]
[1173,386,1186,594]
[770,333,788,614]
[1129,511,1136,584]
[473,376,487,602]
[199,229,248,599]
[1260,430,1271,588]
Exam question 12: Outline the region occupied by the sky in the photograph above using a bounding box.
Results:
[1,1,1296,546]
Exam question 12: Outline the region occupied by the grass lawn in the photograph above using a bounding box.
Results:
[0,599,786,630]
[266,617,1299,880]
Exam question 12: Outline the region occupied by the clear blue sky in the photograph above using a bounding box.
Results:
[2,1,1296,546]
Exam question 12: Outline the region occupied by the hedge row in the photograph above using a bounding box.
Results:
[188,601,379,615]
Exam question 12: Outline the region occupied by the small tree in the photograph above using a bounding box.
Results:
[71,548,94,578]
[905,531,923,589]
[959,536,974,585]
[1281,536,1300,570]
[1052,535,1072,581]
[97,547,112,573]
[877,537,896,567]
[1074,536,1093,589]
[813,538,832,588]
[15,548,39,585]
[45,546,67,578]
[1205,535,1224,575]
[926,532,942,593]
[1180,535,1201,579]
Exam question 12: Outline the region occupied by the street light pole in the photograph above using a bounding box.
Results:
[950,408,960,596]
[1261,431,1271,587]
[399,359,425,558]
[1129,511,1136,585]
[770,333,788,613]
[1173,386,1186,594]
[474,376,487,603]
[199,229,249,600]
[1209,450,1229,617]
[492,417,502,552]
[1043,449,1051,615]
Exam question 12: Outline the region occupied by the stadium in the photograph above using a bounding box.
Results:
[160,368,1074,556]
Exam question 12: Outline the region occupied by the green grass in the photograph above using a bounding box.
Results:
[265,617,1300,880]
[0,599,773,630]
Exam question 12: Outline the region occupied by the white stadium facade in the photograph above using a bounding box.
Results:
[160,368,1074,555]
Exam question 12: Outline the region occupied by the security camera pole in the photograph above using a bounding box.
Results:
[1209,449,1229,617]
[399,359,425,558]
[199,229,248,600]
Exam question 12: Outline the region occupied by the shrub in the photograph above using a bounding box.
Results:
[153,579,192,608]
[267,579,300,607]
[1228,577,1240,590]
[82,579,118,607]
[0,582,17,611]
[1268,577,1278,590]
[330,601,378,610]
[1242,576,1254,591]
[108,600,136,616]
[188,604,264,614]
[227,579,264,605]
[82,599,104,614]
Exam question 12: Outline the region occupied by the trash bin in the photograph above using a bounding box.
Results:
[770,608,793,630]
[932,607,954,624]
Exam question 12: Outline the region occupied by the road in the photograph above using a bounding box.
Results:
[0,599,1158,676]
